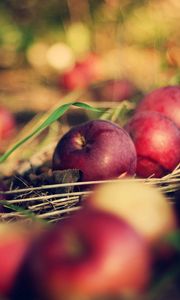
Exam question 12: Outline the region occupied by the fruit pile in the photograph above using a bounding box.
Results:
[0,85,180,300]
[53,85,180,180]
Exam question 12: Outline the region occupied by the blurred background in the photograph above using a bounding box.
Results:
[0,0,180,172]
[0,0,180,110]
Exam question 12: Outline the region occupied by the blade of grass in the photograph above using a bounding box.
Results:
[0,200,45,222]
[0,101,101,163]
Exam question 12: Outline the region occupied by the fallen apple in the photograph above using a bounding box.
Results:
[93,79,139,102]
[0,222,38,298]
[52,119,137,181]
[125,111,180,178]
[76,53,102,83]
[26,209,151,299]
[0,107,16,141]
[61,63,88,91]
[85,180,176,244]
[61,53,101,91]
[136,86,180,128]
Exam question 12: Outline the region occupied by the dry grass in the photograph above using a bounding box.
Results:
[1,164,179,223]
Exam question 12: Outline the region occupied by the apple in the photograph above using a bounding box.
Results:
[52,119,137,181]
[85,180,176,244]
[125,111,180,178]
[76,53,101,83]
[61,53,101,91]
[0,107,16,141]
[93,79,139,102]
[136,86,180,128]
[0,222,40,298]
[61,63,88,91]
[25,209,151,299]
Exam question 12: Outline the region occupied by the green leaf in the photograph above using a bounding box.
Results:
[165,230,180,251]
[0,100,101,163]
[0,199,42,222]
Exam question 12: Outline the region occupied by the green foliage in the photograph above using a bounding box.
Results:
[165,231,180,251]
[0,100,101,163]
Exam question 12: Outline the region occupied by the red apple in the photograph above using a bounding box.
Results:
[61,53,101,91]
[76,53,101,82]
[136,86,180,128]
[93,79,139,102]
[61,63,88,91]
[85,180,176,244]
[26,209,151,299]
[0,107,16,141]
[0,223,38,297]
[52,119,137,181]
[125,111,180,178]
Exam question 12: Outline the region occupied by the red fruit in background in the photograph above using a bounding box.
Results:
[0,223,38,297]
[27,209,151,299]
[136,86,180,128]
[62,63,88,90]
[52,119,137,181]
[76,53,101,82]
[61,53,101,91]
[125,111,180,178]
[0,107,16,141]
[93,79,138,102]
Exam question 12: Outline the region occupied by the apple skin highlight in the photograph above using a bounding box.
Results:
[136,86,180,128]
